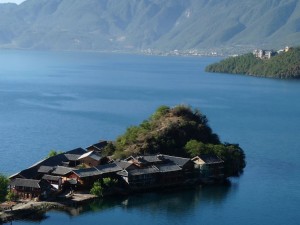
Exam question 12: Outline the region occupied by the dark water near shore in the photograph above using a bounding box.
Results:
[1,51,300,225]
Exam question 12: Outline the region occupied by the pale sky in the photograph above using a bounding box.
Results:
[0,0,26,4]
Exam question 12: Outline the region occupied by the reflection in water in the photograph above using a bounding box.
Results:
[14,213,49,224]
[11,183,235,224]
[5,183,235,225]
[75,182,233,217]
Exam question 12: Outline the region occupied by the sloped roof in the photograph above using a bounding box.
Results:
[198,154,224,164]
[155,163,182,173]
[64,154,80,161]
[9,153,68,179]
[87,141,108,151]
[72,163,122,178]
[52,166,73,176]
[95,163,122,174]
[9,148,87,179]
[10,178,41,189]
[117,170,128,177]
[64,148,87,161]
[115,160,136,170]
[38,166,54,174]
[129,155,163,164]
[141,155,164,163]
[128,166,159,176]
[42,174,61,182]
[72,167,102,178]
[162,155,191,167]
[78,151,101,161]
[67,148,87,155]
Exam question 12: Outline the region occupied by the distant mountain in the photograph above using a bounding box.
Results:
[0,0,300,53]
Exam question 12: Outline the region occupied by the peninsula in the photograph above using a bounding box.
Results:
[1,105,246,223]
[205,46,300,79]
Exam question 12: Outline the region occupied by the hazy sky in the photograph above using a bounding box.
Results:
[0,0,26,4]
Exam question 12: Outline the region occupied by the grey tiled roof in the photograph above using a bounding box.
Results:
[73,163,123,178]
[115,160,135,170]
[128,166,159,176]
[72,168,102,178]
[64,154,80,161]
[95,163,122,174]
[10,178,41,189]
[93,141,108,149]
[78,151,101,161]
[38,166,54,174]
[52,166,73,176]
[42,174,61,182]
[10,148,87,179]
[199,154,224,164]
[162,155,191,167]
[135,155,163,164]
[156,163,182,173]
[87,141,108,151]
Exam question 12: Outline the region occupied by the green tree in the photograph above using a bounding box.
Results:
[0,174,9,202]
[102,142,116,157]
[151,105,170,120]
[184,140,210,157]
[90,180,103,197]
[6,190,18,201]
[47,150,63,158]
[103,177,117,188]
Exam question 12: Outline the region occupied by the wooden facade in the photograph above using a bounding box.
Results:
[9,147,227,199]
[118,154,198,190]
[9,178,52,200]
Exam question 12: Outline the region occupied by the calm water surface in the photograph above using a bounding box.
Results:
[0,50,300,225]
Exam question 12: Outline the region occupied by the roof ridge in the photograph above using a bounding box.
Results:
[162,154,189,160]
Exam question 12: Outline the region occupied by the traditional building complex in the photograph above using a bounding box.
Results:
[8,142,225,200]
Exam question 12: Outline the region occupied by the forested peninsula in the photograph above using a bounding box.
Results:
[205,47,300,79]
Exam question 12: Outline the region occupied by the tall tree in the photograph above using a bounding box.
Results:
[0,174,9,202]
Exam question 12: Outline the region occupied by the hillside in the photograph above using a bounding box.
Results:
[205,47,300,79]
[0,0,300,53]
[104,105,246,177]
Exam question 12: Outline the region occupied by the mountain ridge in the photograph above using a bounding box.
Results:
[0,0,300,53]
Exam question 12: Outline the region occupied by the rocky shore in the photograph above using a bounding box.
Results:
[0,193,97,224]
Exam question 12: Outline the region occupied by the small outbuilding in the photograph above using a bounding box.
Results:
[192,154,225,182]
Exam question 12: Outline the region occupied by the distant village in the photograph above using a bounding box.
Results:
[140,46,292,58]
[6,141,225,201]
[252,46,290,59]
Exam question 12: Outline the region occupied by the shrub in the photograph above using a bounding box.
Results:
[0,174,9,203]
[6,190,18,201]
[103,178,117,188]
[90,180,103,197]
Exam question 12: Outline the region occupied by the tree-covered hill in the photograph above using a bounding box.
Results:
[104,105,246,177]
[205,47,300,79]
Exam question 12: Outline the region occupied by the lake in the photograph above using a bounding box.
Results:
[1,50,300,225]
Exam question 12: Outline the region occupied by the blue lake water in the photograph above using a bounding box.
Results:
[0,50,300,225]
